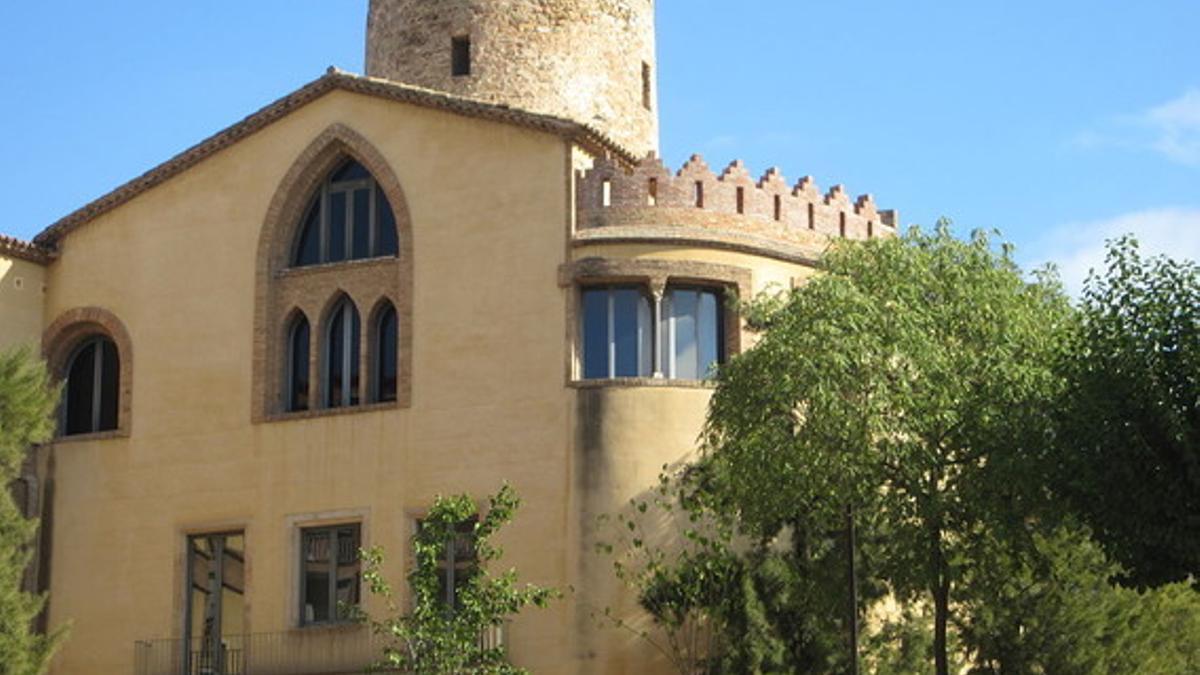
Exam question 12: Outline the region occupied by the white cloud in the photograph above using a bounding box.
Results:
[1035,207,1200,297]
[1072,88,1200,166]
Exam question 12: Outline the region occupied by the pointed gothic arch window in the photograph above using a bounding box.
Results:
[63,336,120,435]
[371,302,399,404]
[293,159,400,267]
[286,313,311,412]
[324,297,362,409]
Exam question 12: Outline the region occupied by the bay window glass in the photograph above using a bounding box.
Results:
[581,287,653,379]
[662,287,723,380]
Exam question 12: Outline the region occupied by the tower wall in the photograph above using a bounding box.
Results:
[366,0,659,156]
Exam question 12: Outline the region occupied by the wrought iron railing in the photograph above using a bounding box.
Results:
[133,624,507,675]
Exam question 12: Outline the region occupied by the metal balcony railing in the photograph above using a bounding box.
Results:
[133,624,506,675]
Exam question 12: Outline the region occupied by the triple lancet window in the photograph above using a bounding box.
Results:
[63,336,120,435]
[284,299,398,413]
[581,285,725,380]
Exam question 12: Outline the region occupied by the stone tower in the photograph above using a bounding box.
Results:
[365,0,659,156]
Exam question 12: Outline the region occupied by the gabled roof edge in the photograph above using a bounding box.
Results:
[34,69,638,247]
[0,234,52,265]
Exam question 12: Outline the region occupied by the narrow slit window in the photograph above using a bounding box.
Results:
[839,212,847,238]
[774,195,782,221]
[694,181,704,208]
[642,62,653,111]
[647,178,658,206]
[602,179,612,207]
[736,187,745,215]
[452,36,471,77]
[807,203,815,230]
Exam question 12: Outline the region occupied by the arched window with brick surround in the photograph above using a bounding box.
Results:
[285,312,311,413]
[253,124,413,421]
[43,306,134,438]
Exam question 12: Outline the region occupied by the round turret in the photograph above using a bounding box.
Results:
[365,0,659,156]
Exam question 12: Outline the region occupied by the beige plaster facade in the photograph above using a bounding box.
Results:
[2,5,897,674]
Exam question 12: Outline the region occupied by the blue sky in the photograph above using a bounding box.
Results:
[2,1,1197,292]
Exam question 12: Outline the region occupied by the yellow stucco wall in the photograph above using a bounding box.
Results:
[37,88,817,674]
[0,255,45,351]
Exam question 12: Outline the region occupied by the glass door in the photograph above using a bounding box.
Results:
[184,532,245,675]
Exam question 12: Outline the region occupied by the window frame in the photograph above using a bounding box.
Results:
[322,297,362,409]
[62,335,119,436]
[285,314,311,413]
[370,302,399,404]
[413,516,479,612]
[291,161,396,268]
[298,523,363,627]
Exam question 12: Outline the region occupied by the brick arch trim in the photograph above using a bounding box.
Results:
[252,124,413,421]
[42,306,134,438]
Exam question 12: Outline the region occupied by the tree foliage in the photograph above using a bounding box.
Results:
[0,347,66,675]
[700,223,1073,674]
[955,522,1200,674]
[1054,236,1200,587]
[359,484,557,674]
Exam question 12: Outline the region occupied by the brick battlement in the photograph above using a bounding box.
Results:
[577,154,897,256]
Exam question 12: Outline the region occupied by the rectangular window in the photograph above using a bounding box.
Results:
[300,524,361,625]
[662,287,724,380]
[185,532,245,675]
[416,518,478,610]
[581,287,653,379]
[452,36,471,76]
[642,62,653,110]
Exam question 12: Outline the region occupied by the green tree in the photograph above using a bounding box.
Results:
[359,484,557,674]
[955,522,1200,674]
[0,347,67,675]
[1054,236,1199,587]
[701,224,1072,674]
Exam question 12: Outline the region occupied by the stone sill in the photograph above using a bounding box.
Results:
[569,377,716,390]
[262,401,401,424]
[53,429,129,444]
[275,256,398,280]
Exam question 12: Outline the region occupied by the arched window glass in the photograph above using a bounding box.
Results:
[325,299,361,408]
[373,303,398,403]
[64,336,119,435]
[287,315,311,412]
[292,160,400,267]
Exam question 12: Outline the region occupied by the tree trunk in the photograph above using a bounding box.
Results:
[930,520,950,675]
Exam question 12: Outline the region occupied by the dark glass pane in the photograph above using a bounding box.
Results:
[327,306,345,408]
[612,289,646,377]
[377,306,398,403]
[302,530,331,624]
[98,339,119,431]
[375,187,399,257]
[671,289,699,380]
[289,319,310,412]
[698,290,722,378]
[335,526,361,620]
[331,160,370,183]
[352,188,371,260]
[582,289,609,379]
[294,199,321,266]
[328,191,347,263]
[349,306,361,406]
[64,342,96,435]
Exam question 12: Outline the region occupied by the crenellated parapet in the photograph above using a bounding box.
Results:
[577,153,898,262]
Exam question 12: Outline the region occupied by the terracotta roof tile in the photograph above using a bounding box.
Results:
[0,234,51,264]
